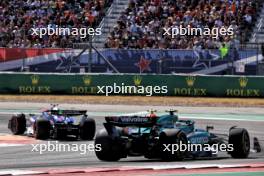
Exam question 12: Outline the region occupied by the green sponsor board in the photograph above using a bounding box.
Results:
[0,73,263,97]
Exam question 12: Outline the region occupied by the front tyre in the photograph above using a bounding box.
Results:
[8,114,26,135]
[159,129,187,161]
[35,119,50,140]
[229,128,250,158]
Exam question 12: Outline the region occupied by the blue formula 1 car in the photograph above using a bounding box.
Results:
[95,110,261,161]
[8,105,96,140]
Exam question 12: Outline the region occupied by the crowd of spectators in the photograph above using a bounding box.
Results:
[0,0,263,49]
[105,0,263,49]
[0,0,112,48]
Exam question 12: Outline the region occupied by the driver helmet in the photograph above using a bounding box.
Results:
[51,104,59,110]
[148,109,157,118]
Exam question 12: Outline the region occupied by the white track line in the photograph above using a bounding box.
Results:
[134,163,262,170]
[0,144,26,147]
[0,170,46,175]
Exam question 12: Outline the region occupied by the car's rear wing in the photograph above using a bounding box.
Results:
[105,116,157,127]
[47,110,87,116]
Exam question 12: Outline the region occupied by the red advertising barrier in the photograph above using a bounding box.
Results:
[0,48,66,62]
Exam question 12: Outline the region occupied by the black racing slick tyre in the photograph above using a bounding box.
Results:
[35,119,50,140]
[79,118,96,140]
[94,129,122,161]
[159,129,187,161]
[229,128,250,158]
[8,114,26,135]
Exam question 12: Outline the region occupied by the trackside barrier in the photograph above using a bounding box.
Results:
[0,72,263,97]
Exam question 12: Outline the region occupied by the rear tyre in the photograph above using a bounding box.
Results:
[229,128,250,158]
[8,114,26,135]
[35,119,50,140]
[94,129,122,161]
[79,117,96,140]
[159,129,187,161]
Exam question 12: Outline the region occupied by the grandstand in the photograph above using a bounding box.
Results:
[0,0,264,75]
[250,4,264,43]
[104,0,262,49]
[0,0,113,48]
[1,0,262,49]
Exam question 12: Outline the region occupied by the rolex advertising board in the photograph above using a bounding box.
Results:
[0,73,263,97]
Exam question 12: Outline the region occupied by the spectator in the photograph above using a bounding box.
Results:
[105,0,262,49]
[0,0,113,48]
[219,43,229,59]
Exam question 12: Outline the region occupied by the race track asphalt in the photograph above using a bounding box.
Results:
[0,103,263,170]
